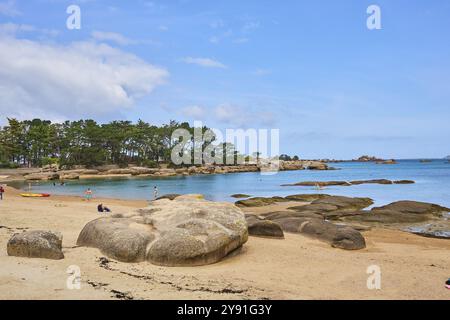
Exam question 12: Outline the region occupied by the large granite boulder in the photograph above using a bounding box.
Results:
[7,230,64,260]
[245,215,284,238]
[77,197,248,266]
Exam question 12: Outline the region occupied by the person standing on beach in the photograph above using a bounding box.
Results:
[85,188,93,201]
[153,186,159,200]
[0,185,4,200]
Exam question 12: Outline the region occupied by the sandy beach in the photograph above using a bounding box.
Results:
[0,186,449,300]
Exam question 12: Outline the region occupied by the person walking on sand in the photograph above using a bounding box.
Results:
[85,188,93,201]
[153,186,159,200]
[0,185,4,200]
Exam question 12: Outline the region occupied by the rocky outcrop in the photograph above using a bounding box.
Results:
[59,173,80,180]
[371,201,449,217]
[405,221,450,239]
[245,215,284,238]
[282,181,351,187]
[284,194,329,202]
[7,230,64,260]
[77,197,248,266]
[156,194,181,200]
[231,194,251,199]
[282,179,415,187]
[303,161,329,170]
[24,172,59,180]
[261,213,365,250]
[310,195,373,212]
[335,201,450,231]
[11,159,333,181]
[376,159,397,164]
[355,155,384,162]
[235,197,289,207]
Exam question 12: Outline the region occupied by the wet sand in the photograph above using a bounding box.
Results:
[0,186,449,300]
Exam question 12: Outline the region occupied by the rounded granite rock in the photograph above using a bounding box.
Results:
[77,196,248,266]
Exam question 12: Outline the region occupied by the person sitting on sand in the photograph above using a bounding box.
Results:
[97,204,111,213]
[0,185,4,200]
[84,188,93,201]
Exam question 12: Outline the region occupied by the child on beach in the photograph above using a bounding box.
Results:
[0,185,4,200]
[84,188,93,201]
[153,186,159,200]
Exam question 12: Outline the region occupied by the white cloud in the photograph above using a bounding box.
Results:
[0,34,169,121]
[0,0,20,17]
[91,30,135,46]
[181,105,205,118]
[182,57,226,69]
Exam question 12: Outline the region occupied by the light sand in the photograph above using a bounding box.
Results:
[0,186,449,300]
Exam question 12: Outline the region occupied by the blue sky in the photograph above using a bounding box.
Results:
[0,0,449,159]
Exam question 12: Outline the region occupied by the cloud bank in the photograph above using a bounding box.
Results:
[182,57,226,69]
[0,34,169,121]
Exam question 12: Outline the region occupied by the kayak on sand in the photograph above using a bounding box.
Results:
[20,193,51,198]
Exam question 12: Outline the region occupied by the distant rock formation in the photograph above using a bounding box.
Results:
[355,155,384,162]
[281,179,414,187]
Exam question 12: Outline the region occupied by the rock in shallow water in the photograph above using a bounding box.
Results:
[77,197,248,266]
[7,230,64,260]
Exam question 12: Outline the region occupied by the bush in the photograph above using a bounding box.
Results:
[142,159,158,168]
[0,162,20,169]
[41,157,59,166]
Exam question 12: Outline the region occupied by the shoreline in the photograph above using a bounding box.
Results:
[0,188,449,300]
[0,160,330,183]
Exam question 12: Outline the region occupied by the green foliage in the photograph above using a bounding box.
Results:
[0,161,19,169]
[41,157,59,166]
[0,118,233,169]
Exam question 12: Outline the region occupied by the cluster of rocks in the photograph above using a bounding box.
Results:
[326,156,397,164]
[242,195,372,250]
[5,193,449,264]
[12,160,331,181]
[282,179,415,187]
[238,194,450,240]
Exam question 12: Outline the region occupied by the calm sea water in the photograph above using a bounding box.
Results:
[11,160,450,207]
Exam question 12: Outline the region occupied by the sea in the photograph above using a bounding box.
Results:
[9,159,450,208]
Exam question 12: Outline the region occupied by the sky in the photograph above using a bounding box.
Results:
[0,0,449,159]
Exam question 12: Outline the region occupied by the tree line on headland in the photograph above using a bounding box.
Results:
[0,118,222,168]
